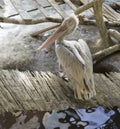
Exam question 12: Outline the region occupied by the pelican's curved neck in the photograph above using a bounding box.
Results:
[56,36,65,44]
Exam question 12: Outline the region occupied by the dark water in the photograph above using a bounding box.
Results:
[0,106,120,129]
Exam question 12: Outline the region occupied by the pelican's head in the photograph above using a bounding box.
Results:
[57,13,79,37]
[36,13,79,51]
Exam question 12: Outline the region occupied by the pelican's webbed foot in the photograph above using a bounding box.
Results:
[59,71,69,81]
[58,63,69,81]
[74,85,96,100]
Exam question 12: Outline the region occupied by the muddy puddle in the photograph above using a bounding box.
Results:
[0,106,120,129]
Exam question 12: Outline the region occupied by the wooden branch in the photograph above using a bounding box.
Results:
[1,0,119,28]
[47,0,67,18]
[78,17,120,27]
[32,0,50,17]
[30,24,60,37]
[93,0,110,47]
[0,16,62,24]
[93,44,120,62]
[63,0,77,10]
[55,0,81,5]
[46,17,62,23]
[80,0,120,23]
[78,17,96,25]
[108,29,120,42]
[10,0,32,22]
[105,21,120,27]
[103,3,120,22]
[75,1,94,15]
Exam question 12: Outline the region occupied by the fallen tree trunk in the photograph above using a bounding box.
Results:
[0,70,120,112]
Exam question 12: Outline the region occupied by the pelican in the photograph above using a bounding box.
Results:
[36,13,96,100]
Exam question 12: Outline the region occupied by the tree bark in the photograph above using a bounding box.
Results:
[93,0,110,48]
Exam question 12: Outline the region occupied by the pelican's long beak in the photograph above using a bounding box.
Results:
[36,24,66,52]
[36,13,78,52]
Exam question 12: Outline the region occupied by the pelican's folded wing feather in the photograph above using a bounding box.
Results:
[63,40,85,67]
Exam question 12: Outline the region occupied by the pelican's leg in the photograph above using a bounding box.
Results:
[58,63,69,81]
[74,80,96,100]
[80,88,96,100]
[74,88,82,100]
[73,81,83,100]
[81,78,96,100]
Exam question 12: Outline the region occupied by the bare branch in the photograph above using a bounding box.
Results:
[108,29,120,42]
[30,24,60,37]
[75,1,94,15]
[0,16,62,24]
[93,44,120,62]
[93,0,110,47]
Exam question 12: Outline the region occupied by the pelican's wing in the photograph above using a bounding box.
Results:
[70,45,85,67]
[56,40,86,83]
[63,40,85,67]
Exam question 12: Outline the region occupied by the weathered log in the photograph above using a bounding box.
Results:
[30,24,60,37]
[108,29,120,42]
[55,0,81,5]
[75,1,94,15]
[93,44,120,63]
[0,70,120,112]
[92,29,120,62]
[103,3,120,22]
[0,16,62,24]
[93,0,110,48]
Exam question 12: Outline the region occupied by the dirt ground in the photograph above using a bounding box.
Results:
[0,22,120,73]
[0,0,120,74]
